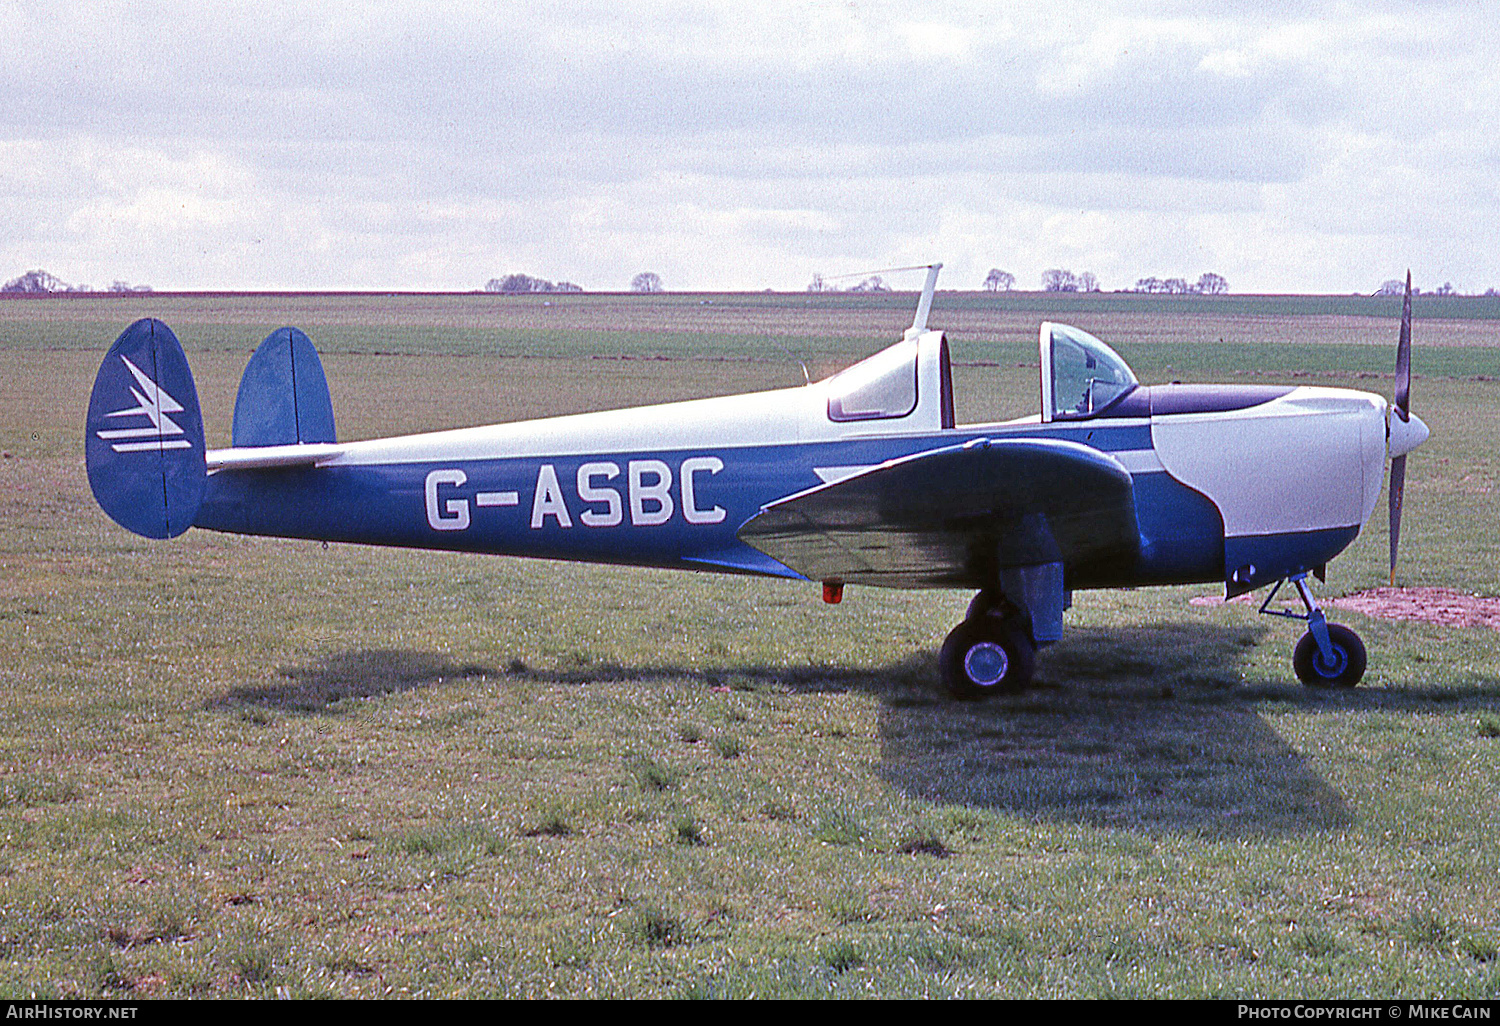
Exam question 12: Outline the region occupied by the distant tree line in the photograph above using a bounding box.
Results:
[984,268,1220,293]
[978,268,1234,294]
[806,274,891,293]
[1041,269,1100,293]
[484,273,582,294]
[2,269,151,294]
[1377,278,1499,297]
[484,272,679,294]
[1131,273,1227,295]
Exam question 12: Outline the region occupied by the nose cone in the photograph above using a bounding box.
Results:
[1389,410,1430,458]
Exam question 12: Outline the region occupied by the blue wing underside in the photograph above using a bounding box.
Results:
[736,438,1141,590]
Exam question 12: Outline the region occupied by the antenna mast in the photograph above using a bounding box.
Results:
[823,262,944,340]
[905,263,943,340]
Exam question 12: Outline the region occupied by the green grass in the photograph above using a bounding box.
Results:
[0,293,1498,996]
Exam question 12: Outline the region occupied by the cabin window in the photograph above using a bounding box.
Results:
[1049,324,1137,420]
[826,340,918,422]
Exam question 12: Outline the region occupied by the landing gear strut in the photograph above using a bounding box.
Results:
[939,594,1037,700]
[1260,573,1367,687]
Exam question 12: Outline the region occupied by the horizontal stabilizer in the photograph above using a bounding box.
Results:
[206,443,345,472]
[85,319,207,538]
[737,437,1138,588]
[232,327,336,447]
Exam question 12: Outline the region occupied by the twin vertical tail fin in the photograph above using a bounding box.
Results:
[85,319,207,539]
[86,321,338,538]
[232,327,336,446]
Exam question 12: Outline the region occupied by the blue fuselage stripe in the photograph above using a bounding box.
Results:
[193,421,1353,588]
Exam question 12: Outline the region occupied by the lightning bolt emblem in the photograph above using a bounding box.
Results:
[95,355,194,453]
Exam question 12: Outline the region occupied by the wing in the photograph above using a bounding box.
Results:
[737,437,1139,588]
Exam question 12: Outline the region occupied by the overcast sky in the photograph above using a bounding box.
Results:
[0,1,1494,293]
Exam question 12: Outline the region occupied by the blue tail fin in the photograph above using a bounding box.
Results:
[232,327,336,447]
[85,319,207,539]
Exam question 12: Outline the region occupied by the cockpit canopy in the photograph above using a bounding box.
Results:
[818,321,1139,432]
[825,337,919,422]
[1041,323,1139,422]
[823,333,955,429]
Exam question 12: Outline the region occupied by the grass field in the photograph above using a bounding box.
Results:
[1,292,1498,998]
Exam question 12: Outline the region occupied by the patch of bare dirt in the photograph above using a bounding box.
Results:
[1327,588,1500,631]
[1191,586,1500,631]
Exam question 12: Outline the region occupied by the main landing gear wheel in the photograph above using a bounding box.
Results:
[940,615,1036,700]
[1293,623,1367,688]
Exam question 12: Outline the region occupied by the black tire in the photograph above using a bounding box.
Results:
[964,592,1032,635]
[939,616,1037,700]
[1293,623,1367,688]
[965,590,1000,622]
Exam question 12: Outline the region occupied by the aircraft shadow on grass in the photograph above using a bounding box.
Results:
[206,649,499,713]
[206,621,1500,838]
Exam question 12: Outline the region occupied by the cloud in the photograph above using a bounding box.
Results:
[0,2,1497,292]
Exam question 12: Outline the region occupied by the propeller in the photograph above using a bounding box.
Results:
[1387,271,1429,584]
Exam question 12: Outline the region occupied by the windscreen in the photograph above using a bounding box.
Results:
[1049,325,1137,420]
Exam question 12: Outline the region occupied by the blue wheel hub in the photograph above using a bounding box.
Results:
[963,641,1010,687]
[1313,646,1348,677]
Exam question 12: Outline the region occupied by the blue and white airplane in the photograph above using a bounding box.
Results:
[84,267,1429,698]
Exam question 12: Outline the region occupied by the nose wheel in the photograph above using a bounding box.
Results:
[1292,622,1366,687]
[940,601,1037,700]
[1260,574,1367,687]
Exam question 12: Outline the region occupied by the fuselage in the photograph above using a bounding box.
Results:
[195,330,1392,596]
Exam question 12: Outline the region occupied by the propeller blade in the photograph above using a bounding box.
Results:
[1388,271,1414,584]
[1389,453,1406,585]
[1394,270,1412,419]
